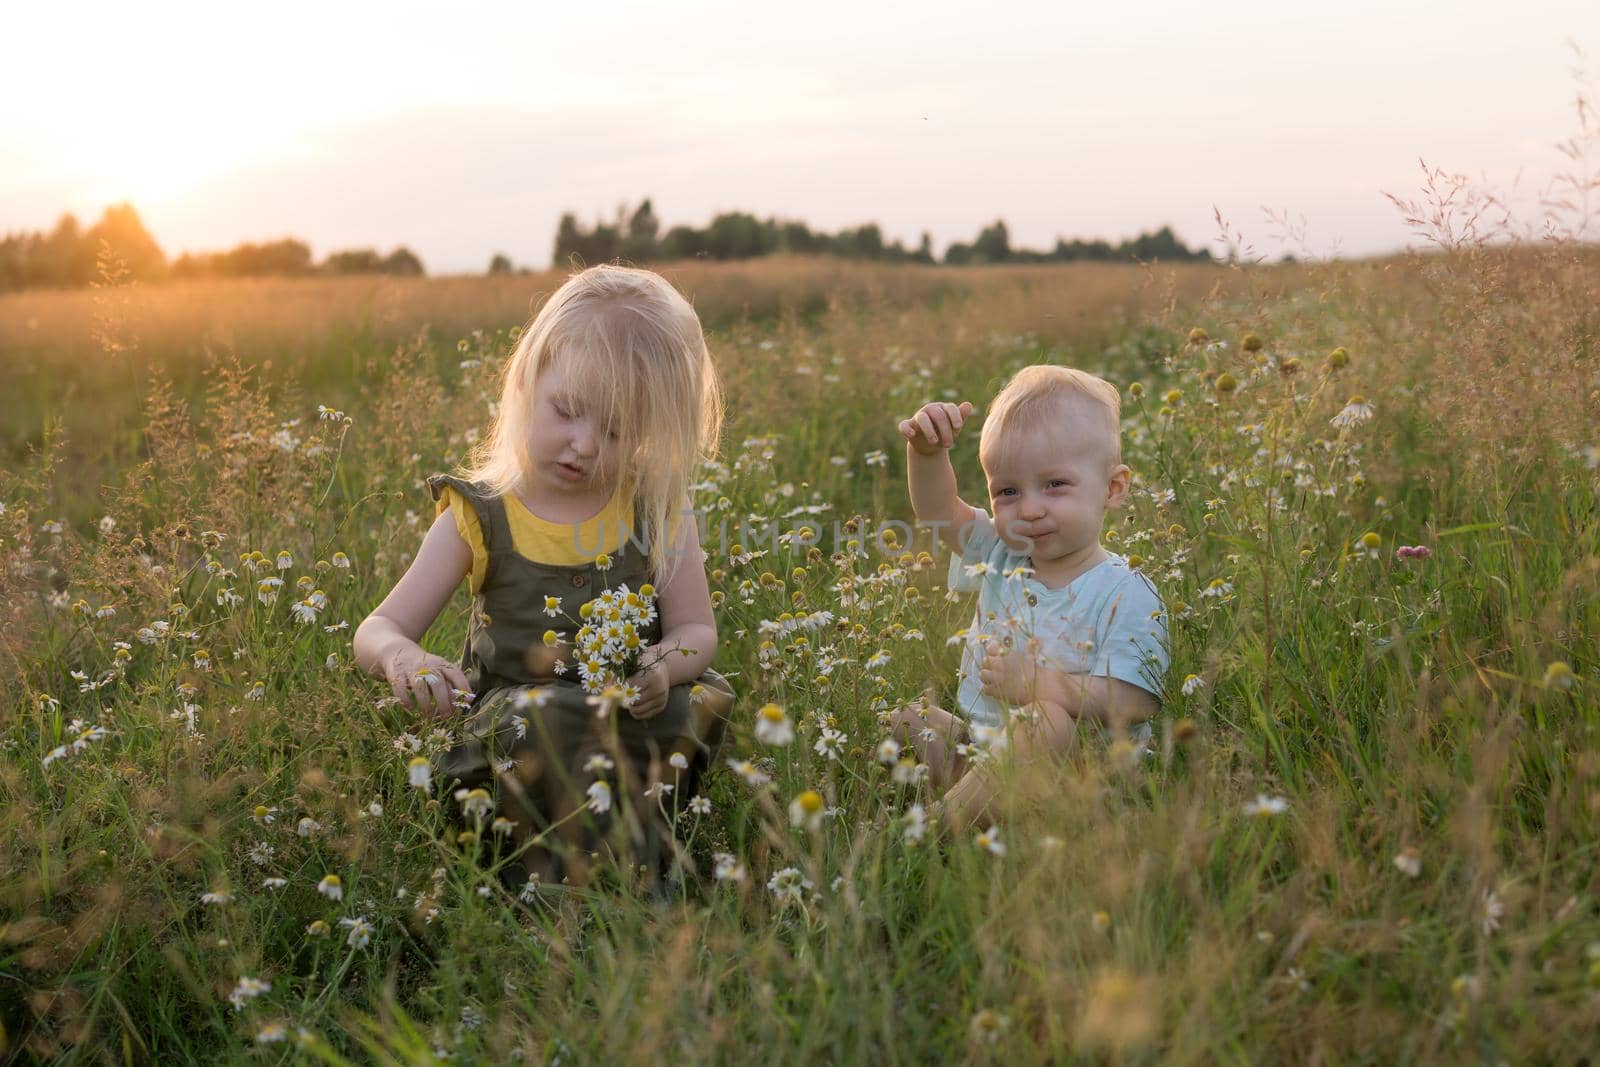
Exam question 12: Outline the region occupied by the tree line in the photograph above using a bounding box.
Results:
[0,204,425,292]
[1,199,1213,292]
[552,199,1213,267]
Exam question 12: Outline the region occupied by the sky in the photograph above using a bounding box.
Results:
[3,1,1595,272]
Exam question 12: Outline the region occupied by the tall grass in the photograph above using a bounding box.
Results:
[2,173,1598,1059]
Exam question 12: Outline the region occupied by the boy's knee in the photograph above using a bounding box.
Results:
[888,704,927,740]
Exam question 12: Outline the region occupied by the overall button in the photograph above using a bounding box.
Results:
[570,573,587,588]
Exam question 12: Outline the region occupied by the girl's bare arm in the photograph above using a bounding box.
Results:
[353,510,474,713]
[648,509,717,686]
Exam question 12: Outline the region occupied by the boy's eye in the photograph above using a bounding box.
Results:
[1049,480,1069,489]
[996,488,1016,497]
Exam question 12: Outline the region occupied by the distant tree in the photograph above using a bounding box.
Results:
[971,220,1011,264]
[704,212,772,260]
[832,223,884,260]
[658,225,708,260]
[776,221,822,255]
[553,213,586,266]
[623,199,660,261]
[323,249,384,274]
[382,247,425,275]
[943,242,974,265]
[171,238,312,279]
[86,203,166,280]
[43,214,95,286]
[232,239,312,276]
[488,252,513,274]
[915,232,935,264]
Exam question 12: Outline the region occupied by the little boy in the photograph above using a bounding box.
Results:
[890,365,1168,827]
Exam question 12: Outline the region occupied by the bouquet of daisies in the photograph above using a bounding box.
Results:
[539,575,671,714]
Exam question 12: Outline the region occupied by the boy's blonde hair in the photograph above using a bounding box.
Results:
[458,264,723,578]
[979,364,1123,469]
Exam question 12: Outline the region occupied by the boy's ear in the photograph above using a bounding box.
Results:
[1105,464,1132,508]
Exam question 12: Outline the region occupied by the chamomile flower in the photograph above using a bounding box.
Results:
[339,916,373,949]
[228,977,271,1011]
[975,827,1005,856]
[788,789,825,831]
[1330,395,1374,429]
[813,728,847,761]
[1243,794,1289,818]
[903,803,927,844]
[713,852,746,882]
[969,1009,1010,1045]
[766,866,813,905]
[456,788,493,821]
[400,758,425,793]
[754,702,795,745]
[585,780,612,815]
[316,874,343,900]
[727,758,771,788]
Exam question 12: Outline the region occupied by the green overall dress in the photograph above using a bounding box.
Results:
[425,474,734,884]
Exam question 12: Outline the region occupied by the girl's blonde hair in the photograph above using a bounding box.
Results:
[979,364,1123,469]
[458,264,723,578]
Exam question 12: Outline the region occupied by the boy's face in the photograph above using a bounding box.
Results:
[981,399,1130,567]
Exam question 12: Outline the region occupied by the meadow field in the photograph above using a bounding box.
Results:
[2,228,1598,1063]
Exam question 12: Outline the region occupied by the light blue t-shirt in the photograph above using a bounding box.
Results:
[947,508,1169,735]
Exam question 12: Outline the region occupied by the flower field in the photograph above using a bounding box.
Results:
[3,226,1598,1062]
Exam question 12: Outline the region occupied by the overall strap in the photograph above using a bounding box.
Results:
[425,474,512,588]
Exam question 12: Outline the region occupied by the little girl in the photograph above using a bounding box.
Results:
[353,264,734,889]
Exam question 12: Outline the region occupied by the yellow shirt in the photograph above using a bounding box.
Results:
[437,486,635,594]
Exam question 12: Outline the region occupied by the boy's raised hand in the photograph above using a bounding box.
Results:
[898,401,974,456]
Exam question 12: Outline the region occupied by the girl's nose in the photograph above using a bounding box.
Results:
[569,421,597,457]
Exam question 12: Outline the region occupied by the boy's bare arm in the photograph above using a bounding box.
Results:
[978,642,1159,730]
[1034,671,1160,731]
[898,400,980,534]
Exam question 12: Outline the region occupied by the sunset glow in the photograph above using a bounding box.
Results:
[4,0,1595,268]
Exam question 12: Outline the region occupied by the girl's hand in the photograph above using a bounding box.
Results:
[898,401,974,456]
[978,640,1039,707]
[381,643,472,719]
[623,659,670,719]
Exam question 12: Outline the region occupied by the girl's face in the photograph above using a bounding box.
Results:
[525,359,622,496]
